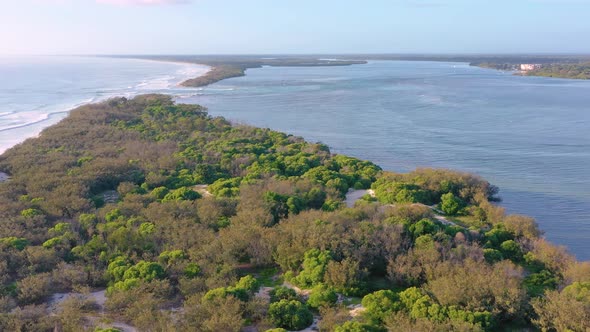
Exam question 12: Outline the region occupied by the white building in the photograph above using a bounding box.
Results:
[520,64,542,71]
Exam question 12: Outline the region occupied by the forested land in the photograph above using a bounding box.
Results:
[0,95,588,331]
[472,61,590,79]
[524,62,590,80]
[180,65,246,87]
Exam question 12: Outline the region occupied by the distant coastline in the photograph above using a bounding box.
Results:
[120,55,367,87]
[122,54,590,84]
[473,61,590,80]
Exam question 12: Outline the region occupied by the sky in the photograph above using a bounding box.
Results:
[1,0,590,55]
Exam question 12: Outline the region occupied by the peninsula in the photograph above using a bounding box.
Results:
[122,55,367,87]
[0,94,586,331]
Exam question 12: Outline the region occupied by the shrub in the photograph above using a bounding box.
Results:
[270,286,298,303]
[293,249,332,288]
[440,193,463,215]
[307,285,337,309]
[362,290,402,324]
[268,299,313,331]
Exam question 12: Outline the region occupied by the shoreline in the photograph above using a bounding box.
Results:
[180,64,246,87]
[0,57,210,156]
[121,55,368,88]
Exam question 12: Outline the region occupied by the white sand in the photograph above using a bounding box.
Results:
[48,289,137,332]
[345,188,375,207]
[194,184,213,197]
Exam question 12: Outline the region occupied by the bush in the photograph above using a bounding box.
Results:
[161,187,201,202]
[361,290,402,324]
[483,248,503,263]
[268,299,313,331]
[307,285,337,309]
[270,286,298,303]
[440,193,463,215]
[293,249,332,288]
[0,237,29,250]
[334,321,380,332]
[500,240,522,261]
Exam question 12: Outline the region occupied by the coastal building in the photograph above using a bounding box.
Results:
[520,64,542,71]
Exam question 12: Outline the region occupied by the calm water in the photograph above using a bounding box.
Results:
[183,61,590,260]
[0,56,208,153]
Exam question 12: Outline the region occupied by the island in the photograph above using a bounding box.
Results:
[0,94,587,332]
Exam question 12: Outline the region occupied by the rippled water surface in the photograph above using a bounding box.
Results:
[184,61,590,260]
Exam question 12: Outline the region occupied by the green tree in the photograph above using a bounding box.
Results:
[440,192,463,215]
[361,290,402,324]
[293,249,332,288]
[334,321,380,332]
[268,299,313,331]
[307,284,337,309]
[270,286,298,303]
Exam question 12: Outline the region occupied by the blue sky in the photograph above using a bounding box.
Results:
[1,0,589,55]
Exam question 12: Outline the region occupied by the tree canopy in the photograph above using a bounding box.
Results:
[0,95,586,331]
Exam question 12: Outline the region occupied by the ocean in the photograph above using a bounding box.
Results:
[0,55,208,154]
[1,57,588,260]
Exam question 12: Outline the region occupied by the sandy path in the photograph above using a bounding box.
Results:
[194,184,213,197]
[49,289,137,332]
[345,189,462,228]
[345,189,375,207]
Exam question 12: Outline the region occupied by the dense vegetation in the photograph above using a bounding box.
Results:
[180,65,246,87]
[473,61,590,79]
[474,63,520,71]
[0,95,588,331]
[525,62,590,80]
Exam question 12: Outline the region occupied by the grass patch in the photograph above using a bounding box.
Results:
[342,296,362,306]
[256,267,282,287]
[449,215,486,228]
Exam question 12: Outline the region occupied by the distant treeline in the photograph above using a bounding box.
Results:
[124,55,367,87]
[525,62,590,79]
[354,54,590,80]
[114,54,590,84]
[180,65,245,87]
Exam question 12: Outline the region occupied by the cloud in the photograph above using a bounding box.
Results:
[96,0,191,5]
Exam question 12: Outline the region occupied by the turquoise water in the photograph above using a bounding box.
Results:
[184,60,590,260]
[0,56,208,153]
